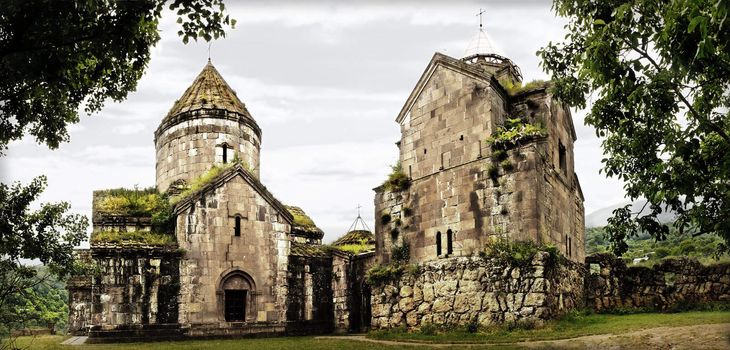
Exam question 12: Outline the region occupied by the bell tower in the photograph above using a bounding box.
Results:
[154,60,261,193]
[462,9,522,85]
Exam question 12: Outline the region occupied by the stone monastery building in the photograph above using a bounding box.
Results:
[67,27,587,341]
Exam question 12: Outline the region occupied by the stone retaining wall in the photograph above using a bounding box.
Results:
[370,252,584,329]
[585,253,730,311]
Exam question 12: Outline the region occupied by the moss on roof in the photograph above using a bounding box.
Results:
[290,241,331,258]
[90,230,176,246]
[93,187,167,217]
[169,162,235,204]
[286,206,324,239]
[333,230,375,246]
[331,230,375,254]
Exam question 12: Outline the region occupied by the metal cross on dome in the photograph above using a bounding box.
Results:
[347,204,371,232]
[476,8,486,31]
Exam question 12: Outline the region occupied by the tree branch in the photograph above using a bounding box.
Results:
[623,39,730,142]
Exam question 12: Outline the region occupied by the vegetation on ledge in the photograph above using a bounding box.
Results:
[90,230,176,246]
[382,162,410,192]
[486,117,547,150]
[170,162,236,204]
[95,186,174,233]
[480,239,563,268]
[499,79,550,96]
[334,240,375,254]
[366,241,412,285]
[96,187,165,217]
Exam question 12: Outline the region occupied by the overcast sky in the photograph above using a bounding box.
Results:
[1,0,626,244]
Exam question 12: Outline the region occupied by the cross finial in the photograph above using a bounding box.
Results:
[476,8,486,31]
[207,42,212,62]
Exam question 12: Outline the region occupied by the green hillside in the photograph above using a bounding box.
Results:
[586,227,730,266]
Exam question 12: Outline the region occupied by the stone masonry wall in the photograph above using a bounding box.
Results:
[155,116,261,192]
[370,252,584,330]
[586,253,730,311]
[175,174,290,327]
[67,247,181,335]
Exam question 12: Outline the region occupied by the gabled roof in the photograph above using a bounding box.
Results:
[290,241,331,258]
[173,164,293,225]
[332,230,374,246]
[286,206,324,240]
[156,61,259,138]
[395,52,506,124]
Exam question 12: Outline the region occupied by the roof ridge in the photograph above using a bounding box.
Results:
[172,164,293,224]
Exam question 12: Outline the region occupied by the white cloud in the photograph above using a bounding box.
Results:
[112,123,147,135]
[1,2,625,246]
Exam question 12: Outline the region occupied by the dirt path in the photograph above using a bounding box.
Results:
[316,323,730,349]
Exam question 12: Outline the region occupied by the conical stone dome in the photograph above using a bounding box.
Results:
[156,60,258,137]
[154,60,262,192]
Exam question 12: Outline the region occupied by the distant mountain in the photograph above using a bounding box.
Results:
[585,199,678,228]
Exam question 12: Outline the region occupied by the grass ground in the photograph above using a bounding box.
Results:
[7,311,730,349]
[368,310,730,344]
[10,335,415,350]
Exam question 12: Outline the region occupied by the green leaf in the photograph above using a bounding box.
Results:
[688,16,704,33]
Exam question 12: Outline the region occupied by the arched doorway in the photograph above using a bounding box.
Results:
[219,271,255,322]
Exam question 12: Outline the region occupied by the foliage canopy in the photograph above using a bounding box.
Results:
[0,0,235,153]
[538,0,730,255]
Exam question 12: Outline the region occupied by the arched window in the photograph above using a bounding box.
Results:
[234,216,241,237]
[446,229,453,255]
[218,143,232,164]
[436,231,442,256]
[187,205,195,235]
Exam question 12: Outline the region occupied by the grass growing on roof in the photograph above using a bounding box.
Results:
[486,118,547,149]
[96,187,166,217]
[499,79,549,95]
[332,238,374,254]
[286,206,317,231]
[170,162,235,203]
[91,230,176,246]
[382,162,410,192]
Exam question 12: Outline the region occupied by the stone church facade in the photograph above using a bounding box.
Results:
[67,29,593,341]
[67,62,375,341]
[374,38,586,265]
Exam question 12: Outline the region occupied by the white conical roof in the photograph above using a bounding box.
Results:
[463,29,503,57]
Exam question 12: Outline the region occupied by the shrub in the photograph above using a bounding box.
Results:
[382,162,411,192]
[365,264,404,285]
[486,118,547,150]
[465,318,479,333]
[500,159,515,172]
[404,263,421,276]
[481,239,562,268]
[419,322,437,336]
[491,149,508,162]
[381,213,392,225]
[499,79,549,95]
[390,228,400,241]
[487,165,499,181]
[391,241,410,263]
